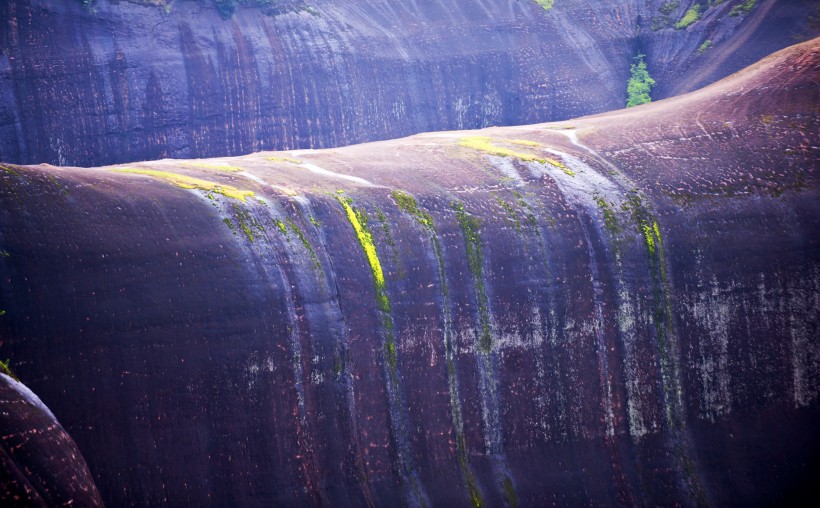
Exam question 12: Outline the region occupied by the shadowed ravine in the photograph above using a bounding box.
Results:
[0,38,818,506]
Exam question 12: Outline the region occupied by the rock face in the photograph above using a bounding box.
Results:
[0,38,817,506]
[0,0,817,167]
[0,374,104,506]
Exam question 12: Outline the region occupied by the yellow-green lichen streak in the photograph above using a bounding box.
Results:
[459,137,574,176]
[114,169,255,201]
[534,0,555,12]
[338,196,386,291]
[337,194,428,505]
[183,162,243,172]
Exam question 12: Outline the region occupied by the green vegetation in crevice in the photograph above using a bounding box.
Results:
[660,1,680,14]
[502,475,520,508]
[231,203,264,243]
[223,217,236,234]
[286,218,322,272]
[651,1,679,30]
[391,190,484,507]
[375,208,404,278]
[275,218,288,235]
[675,4,702,29]
[337,194,428,504]
[46,175,69,196]
[729,0,756,16]
[619,191,705,501]
[0,358,19,381]
[453,202,492,353]
[513,190,554,229]
[495,196,523,233]
[621,191,679,427]
[459,137,574,176]
[113,168,255,201]
[392,191,435,231]
[626,54,656,108]
[0,165,22,177]
[593,194,621,235]
[697,40,713,54]
[533,0,555,12]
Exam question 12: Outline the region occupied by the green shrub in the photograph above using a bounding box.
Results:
[697,39,712,54]
[626,54,656,108]
[675,3,702,29]
[533,0,556,11]
[729,0,756,16]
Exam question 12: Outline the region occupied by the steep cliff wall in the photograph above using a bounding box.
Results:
[0,0,816,167]
[0,39,817,506]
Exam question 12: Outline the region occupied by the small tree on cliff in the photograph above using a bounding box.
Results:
[626,54,656,108]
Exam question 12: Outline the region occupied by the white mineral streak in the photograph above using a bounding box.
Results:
[790,265,820,407]
[686,274,733,422]
[489,157,527,187]
[300,162,376,187]
[528,146,651,440]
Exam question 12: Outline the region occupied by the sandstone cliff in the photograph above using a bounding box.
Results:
[0,0,817,166]
[0,38,817,506]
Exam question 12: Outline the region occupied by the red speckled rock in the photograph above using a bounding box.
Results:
[0,374,104,506]
[0,38,816,507]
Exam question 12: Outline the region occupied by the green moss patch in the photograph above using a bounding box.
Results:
[453,202,492,353]
[533,0,555,11]
[729,0,756,16]
[675,4,702,29]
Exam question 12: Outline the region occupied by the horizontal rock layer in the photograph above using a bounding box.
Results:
[0,38,818,506]
[0,0,817,166]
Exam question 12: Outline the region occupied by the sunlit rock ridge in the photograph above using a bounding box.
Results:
[0,0,817,166]
[0,37,817,506]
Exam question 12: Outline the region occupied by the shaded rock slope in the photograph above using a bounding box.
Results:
[0,373,104,506]
[0,38,818,506]
[0,0,817,167]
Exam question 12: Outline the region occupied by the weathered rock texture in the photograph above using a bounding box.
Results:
[0,0,817,167]
[0,38,818,506]
[0,373,104,506]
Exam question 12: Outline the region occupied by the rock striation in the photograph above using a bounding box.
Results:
[0,0,817,167]
[0,37,817,506]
